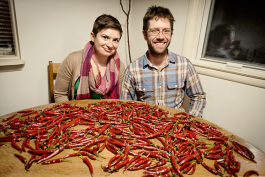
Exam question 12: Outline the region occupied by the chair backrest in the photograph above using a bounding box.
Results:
[48,61,61,103]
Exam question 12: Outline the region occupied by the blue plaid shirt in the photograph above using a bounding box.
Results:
[120,51,206,117]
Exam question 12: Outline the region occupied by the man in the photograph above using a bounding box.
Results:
[120,6,206,117]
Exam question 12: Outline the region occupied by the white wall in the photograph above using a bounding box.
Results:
[0,0,128,114]
[0,0,264,152]
[199,75,265,152]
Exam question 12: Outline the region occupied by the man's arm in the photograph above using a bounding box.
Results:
[120,68,136,100]
[185,62,206,117]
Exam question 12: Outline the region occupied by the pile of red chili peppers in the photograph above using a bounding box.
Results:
[0,101,259,177]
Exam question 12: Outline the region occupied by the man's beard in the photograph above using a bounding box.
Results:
[147,40,170,57]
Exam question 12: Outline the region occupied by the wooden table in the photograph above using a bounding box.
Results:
[0,99,264,177]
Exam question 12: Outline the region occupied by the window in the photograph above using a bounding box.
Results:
[182,0,265,88]
[0,0,23,66]
[202,0,265,68]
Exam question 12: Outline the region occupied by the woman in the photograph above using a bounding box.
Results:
[54,14,125,103]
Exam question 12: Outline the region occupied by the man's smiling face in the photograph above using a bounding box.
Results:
[143,17,172,57]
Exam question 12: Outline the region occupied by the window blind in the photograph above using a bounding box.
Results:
[0,0,15,56]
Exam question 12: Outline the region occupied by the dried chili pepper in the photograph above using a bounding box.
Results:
[201,161,218,175]
[170,155,183,177]
[144,166,171,176]
[83,157,93,177]
[42,158,65,165]
[25,154,36,171]
[145,159,167,170]
[11,138,22,152]
[243,170,259,177]
[123,154,141,172]
[14,153,27,164]
[2,114,17,122]
[184,162,196,175]
[112,158,129,172]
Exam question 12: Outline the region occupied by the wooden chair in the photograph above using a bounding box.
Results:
[48,61,61,103]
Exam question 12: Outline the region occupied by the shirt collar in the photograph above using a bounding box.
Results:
[167,51,176,63]
[143,50,175,68]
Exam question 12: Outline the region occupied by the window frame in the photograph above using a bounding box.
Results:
[0,0,24,66]
[182,0,265,89]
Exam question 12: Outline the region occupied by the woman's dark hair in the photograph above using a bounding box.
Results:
[143,6,175,35]
[92,14,123,37]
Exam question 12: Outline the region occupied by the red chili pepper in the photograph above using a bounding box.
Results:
[214,160,223,175]
[21,138,28,152]
[142,151,163,160]
[83,157,93,177]
[97,138,107,153]
[133,157,150,167]
[0,136,20,142]
[96,124,109,137]
[178,144,188,153]
[224,144,233,154]
[17,109,34,113]
[121,142,130,161]
[145,159,167,170]
[42,158,65,165]
[106,143,118,154]
[208,135,227,142]
[79,148,97,155]
[37,145,65,164]
[35,154,48,162]
[172,134,188,141]
[186,162,196,175]
[108,154,120,168]
[21,111,36,117]
[127,159,152,171]
[205,144,221,152]
[204,153,223,160]
[11,138,22,151]
[133,144,158,151]
[163,123,174,134]
[228,160,240,172]
[28,149,54,154]
[179,161,191,171]
[234,148,256,163]
[123,154,141,172]
[112,158,129,172]
[14,153,27,164]
[85,137,107,148]
[232,141,255,160]
[243,170,259,177]
[201,161,218,175]
[2,114,17,122]
[179,154,196,166]
[25,154,36,171]
[110,139,126,147]
[170,155,183,177]
[144,166,171,176]
[63,152,87,159]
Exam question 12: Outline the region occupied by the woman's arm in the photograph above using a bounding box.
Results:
[54,55,74,103]
[119,61,125,92]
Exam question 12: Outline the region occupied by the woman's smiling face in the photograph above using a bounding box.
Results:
[91,28,121,58]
